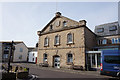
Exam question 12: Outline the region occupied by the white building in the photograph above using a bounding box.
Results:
[28,47,37,63]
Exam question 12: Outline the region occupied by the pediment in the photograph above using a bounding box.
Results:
[41,15,80,33]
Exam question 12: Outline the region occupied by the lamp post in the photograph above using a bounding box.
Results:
[7,41,15,73]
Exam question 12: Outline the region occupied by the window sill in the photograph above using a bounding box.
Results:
[67,62,73,65]
[54,44,60,46]
[67,42,74,45]
[44,45,49,47]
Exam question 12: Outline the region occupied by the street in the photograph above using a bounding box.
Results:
[11,63,117,80]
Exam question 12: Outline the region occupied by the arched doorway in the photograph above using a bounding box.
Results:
[53,55,60,68]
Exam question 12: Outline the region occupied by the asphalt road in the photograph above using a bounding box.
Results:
[11,63,118,80]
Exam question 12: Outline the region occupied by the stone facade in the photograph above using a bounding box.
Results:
[37,12,96,69]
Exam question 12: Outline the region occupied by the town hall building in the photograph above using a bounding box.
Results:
[37,12,96,69]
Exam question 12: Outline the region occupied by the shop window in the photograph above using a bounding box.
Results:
[97,40,102,45]
[112,38,119,44]
[102,39,107,44]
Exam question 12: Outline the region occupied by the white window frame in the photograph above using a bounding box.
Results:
[55,35,60,45]
[63,21,67,27]
[67,33,73,44]
[43,53,47,62]
[44,37,49,46]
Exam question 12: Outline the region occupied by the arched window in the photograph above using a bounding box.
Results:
[67,53,73,63]
[43,53,47,62]
[44,37,49,46]
[67,33,73,44]
[55,35,60,45]
[63,21,67,27]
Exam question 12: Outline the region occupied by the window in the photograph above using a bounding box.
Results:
[67,54,73,63]
[3,54,8,58]
[102,39,107,44]
[19,55,22,59]
[4,46,9,50]
[104,56,120,64]
[44,37,49,46]
[97,28,104,33]
[67,33,73,44]
[111,38,119,44]
[63,21,67,27]
[97,40,102,45]
[109,26,117,31]
[43,53,47,62]
[33,58,34,61]
[33,53,34,56]
[20,48,23,52]
[50,25,53,31]
[115,38,118,43]
[119,38,120,43]
[55,35,60,45]
[112,38,115,44]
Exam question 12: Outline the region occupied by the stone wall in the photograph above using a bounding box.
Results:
[37,27,86,68]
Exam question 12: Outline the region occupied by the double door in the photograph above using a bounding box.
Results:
[54,56,60,68]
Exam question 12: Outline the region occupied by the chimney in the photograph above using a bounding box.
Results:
[55,12,61,17]
[79,20,87,26]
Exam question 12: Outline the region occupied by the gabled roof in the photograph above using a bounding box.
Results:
[41,12,79,33]
[0,41,28,49]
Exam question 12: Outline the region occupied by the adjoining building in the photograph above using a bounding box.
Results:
[94,21,120,51]
[37,12,96,69]
[28,47,38,63]
[86,21,120,70]
[0,41,28,63]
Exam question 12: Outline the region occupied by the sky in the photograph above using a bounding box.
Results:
[0,1,118,47]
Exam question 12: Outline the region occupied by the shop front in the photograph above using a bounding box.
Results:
[86,51,101,71]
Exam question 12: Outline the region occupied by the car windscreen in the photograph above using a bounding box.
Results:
[104,56,120,64]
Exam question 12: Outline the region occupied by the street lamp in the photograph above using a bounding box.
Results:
[7,41,15,73]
